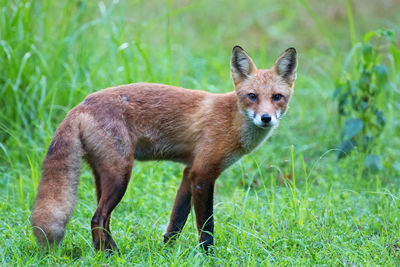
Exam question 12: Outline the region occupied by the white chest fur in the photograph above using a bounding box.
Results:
[240,122,275,153]
[222,122,276,169]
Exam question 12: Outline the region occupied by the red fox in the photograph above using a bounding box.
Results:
[31,46,297,252]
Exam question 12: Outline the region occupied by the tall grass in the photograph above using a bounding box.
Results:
[1,0,400,265]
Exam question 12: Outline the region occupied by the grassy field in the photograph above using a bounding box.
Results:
[1,0,400,265]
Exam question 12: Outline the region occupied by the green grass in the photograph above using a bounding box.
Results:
[1,0,400,265]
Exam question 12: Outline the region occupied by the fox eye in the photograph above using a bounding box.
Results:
[272,94,283,101]
[248,93,258,102]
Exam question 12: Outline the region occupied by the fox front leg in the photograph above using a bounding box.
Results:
[189,165,221,250]
[164,167,192,242]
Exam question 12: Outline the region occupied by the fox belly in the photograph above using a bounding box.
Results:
[134,135,193,164]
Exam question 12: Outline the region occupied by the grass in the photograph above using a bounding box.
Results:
[1,0,400,265]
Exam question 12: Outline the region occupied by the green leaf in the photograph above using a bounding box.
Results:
[381,30,396,43]
[373,64,388,88]
[374,109,386,127]
[360,98,368,110]
[363,30,379,42]
[362,43,373,63]
[337,139,357,159]
[359,71,371,91]
[389,44,400,72]
[338,98,348,115]
[344,118,363,139]
[333,84,344,99]
[365,154,383,173]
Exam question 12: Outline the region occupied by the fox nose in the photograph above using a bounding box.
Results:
[261,114,272,124]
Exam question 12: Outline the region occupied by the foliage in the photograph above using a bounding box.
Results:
[334,29,400,172]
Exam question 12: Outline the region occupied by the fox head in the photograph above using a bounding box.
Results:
[231,46,297,128]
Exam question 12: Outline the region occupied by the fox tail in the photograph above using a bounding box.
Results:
[31,114,83,247]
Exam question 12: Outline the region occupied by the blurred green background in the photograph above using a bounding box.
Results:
[1,0,400,265]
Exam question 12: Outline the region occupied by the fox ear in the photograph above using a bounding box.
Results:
[231,45,257,85]
[273,47,297,84]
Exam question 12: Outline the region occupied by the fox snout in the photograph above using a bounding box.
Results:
[247,110,279,128]
[261,114,272,124]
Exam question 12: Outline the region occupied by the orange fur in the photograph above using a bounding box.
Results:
[31,46,297,252]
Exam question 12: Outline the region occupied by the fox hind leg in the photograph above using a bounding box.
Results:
[81,118,135,252]
[90,161,133,253]
[87,159,102,203]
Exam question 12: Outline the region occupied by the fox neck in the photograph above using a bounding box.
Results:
[239,110,276,154]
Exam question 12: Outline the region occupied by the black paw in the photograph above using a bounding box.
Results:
[163,232,179,244]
